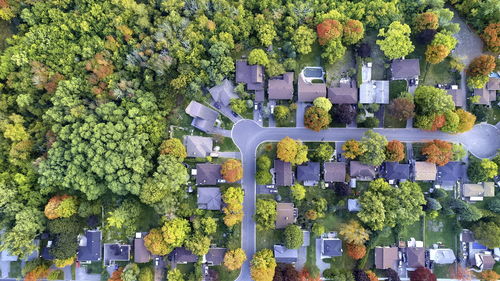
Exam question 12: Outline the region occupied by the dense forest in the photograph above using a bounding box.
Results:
[0,0,498,269]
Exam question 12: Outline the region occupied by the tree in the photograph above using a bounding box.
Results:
[251,249,276,281]
[333,104,357,124]
[323,269,354,281]
[257,156,272,170]
[343,140,366,160]
[292,26,316,55]
[221,159,243,182]
[432,32,458,51]
[274,106,290,122]
[347,243,366,260]
[256,170,273,185]
[388,97,415,121]
[441,110,460,133]
[385,140,405,162]
[417,29,438,45]
[312,223,325,237]
[292,143,309,166]
[376,21,415,59]
[468,75,490,89]
[415,12,439,32]
[167,268,184,281]
[313,143,334,162]
[385,269,401,281]
[54,256,75,268]
[456,109,476,133]
[317,19,343,45]
[159,138,186,161]
[222,187,244,227]
[321,39,347,63]
[422,140,453,166]
[248,49,270,66]
[255,15,276,46]
[409,267,436,281]
[343,20,364,45]
[313,97,332,112]
[44,195,78,220]
[144,228,170,256]
[108,268,124,281]
[482,23,500,53]
[161,218,191,253]
[290,183,306,201]
[425,197,442,211]
[230,99,247,115]
[359,130,388,167]
[468,158,498,183]
[414,86,455,115]
[339,220,370,245]
[106,200,142,239]
[255,199,277,231]
[353,269,370,281]
[476,270,500,281]
[304,106,331,132]
[334,183,352,197]
[473,221,500,248]
[224,248,247,271]
[486,198,500,213]
[366,271,378,281]
[425,44,449,64]
[138,267,154,281]
[274,263,299,281]
[358,180,425,231]
[277,137,298,163]
[467,55,496,77]
[361,117,380,128]
[284,225,304,249]
[122,263,140,281]
[185,234,211,256]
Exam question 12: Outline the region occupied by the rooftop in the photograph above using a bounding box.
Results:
[322,238,342,257]
[274,159,293,187]
[268,72,294,100]
[205,248,226,266]
[77,230,102,262]
[414,161,437,181]
[381,162,410,180]
[208,79,238,107]
[197,187,222,210]
[359,80,389,104]
[350,161,376,180]
[134,236,151,263]
[196,163,221,185]
[375,247,399,269]
[463,182,495,199]
[446,89,464,107]
[184,135,213,158]
[298,73,326,102]
[407,247,425,268]
[236,60,264,91]
[391,59,420,80]
[429,248,456,264]
[297,162,320,184]
[327,82,358,104]
[103,243,130,263]
[273,245,298,263]
[185,101,218,133]
[276,203,297,229]
[169,247,198,264]
[324,162,346,183]
[436,162,465,182]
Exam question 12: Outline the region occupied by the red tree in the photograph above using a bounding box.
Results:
[422,140,453,166]
[299,268,320,281]
[482,22,500,53]
[431,114,446,131]
[410,267,436,281]
[221,159,243,182]
[108,268,124,281]
[317,19,343,45]
[386,140,405,162]
[467,55,496,77]
[343,19,364,44]
[347,243,366,260]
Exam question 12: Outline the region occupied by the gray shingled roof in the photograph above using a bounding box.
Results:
[134,237,151,263]
[78,230,102,262]
[391,59,420,79]
[169,247,198,263]
[104,244,130,262]
[436,162,465,182]
[324,162,346,182]
[322,239,342,257]
[236,60,264,91]
[196,164,221,185]
[268,72,294,100]
[297,162,320,182]
[209,79,238,107]
[205,248,226,266]
[382,162,410,180]
[185,101,218,132]
[327,84,358,104]
[298,75,326,102]
[350,161,376,180]
[274,245,298,263]
[184,136,213,158]
[274,159,293,186]
[197,187,222,210]
[276,203,297,229]
[407,247,425,268]
[446,89,464,107]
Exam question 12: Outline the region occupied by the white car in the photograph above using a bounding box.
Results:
[270,105,275,113]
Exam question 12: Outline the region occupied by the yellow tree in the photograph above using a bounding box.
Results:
[224,248,247,270]
[250,249,276,281]
[339,220,370,245]
[342,139,366,159]
[277,137,298,162]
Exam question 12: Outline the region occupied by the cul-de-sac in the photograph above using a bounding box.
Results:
[0,1,500,281]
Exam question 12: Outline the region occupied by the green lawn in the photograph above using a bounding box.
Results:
[424,215,459,250]
[217,137,239,152]
[8,261,22,279]
[384,107,406,128]
[177,263,195,275]
[295,42,322,76]
[240,108,253,120]
[256,228,283,251]
[413,142,426,161]
[328,244,357,270]
[389,80,408,100]
[398,218,424,242]
[212,265,240,281]
[276,108,296,127]
[85,261,104,274]
[432,264,455,278]
[406,43,456,86]
[305,238,320,276]
[362,31,387,80]
[487,106,500,125]
[325,48,355,85]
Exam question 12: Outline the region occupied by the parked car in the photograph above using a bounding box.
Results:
[266,185,275,189]
[254,103,259,110]
[269,189,278,193]
[231,111,239,117]
[214,102,221,109]
[270,105,275,113]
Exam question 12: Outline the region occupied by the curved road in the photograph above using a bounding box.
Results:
[231,120,500,281]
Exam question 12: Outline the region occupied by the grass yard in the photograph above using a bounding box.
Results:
[240,108,253,120]
[486,106,500,125]
[432,264,455,278]
[422,59,458,86]
[212,265,240,281]
[85,261,104,274]
[305,239,320,276]
[389,80,408,100]
[177,263,195,275]
[384,107,406,128]
[256,143,277,159]
[362,31,387,80]
[8,261,22,279]
[295,42,322,76]
[325,48,356,86]
[425,215,459,250]
[276,108,296,127]
[398,218,424,242]
[256,228,283,251]
[328,244,357,269]
[217,137,239,152]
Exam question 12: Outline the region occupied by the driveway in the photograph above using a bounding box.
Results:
[211,101,242,123]
[315,239,331,274]
[295,103,308,127]
[218,152,241,159]
[76,267,100,281]
[0,262,9,278]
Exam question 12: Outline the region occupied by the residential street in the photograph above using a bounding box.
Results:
[231,120,500,281]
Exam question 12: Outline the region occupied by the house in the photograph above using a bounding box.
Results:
[197,187,222,210]
[184,136,213,158]
[134,233,151,263]
[359,80,389,104]
[103,243,130,265]
[474,253,495,271]
[436,162,465,187]
[391,59,420,80]
[414,161,437,181]
[381,162,410,182]
[273,245,298,263]
[276,203,298,229]
[41,241,54,260]
[429,248,456,264]
[268,72,294,100]
[209,79,238,107]
[407,247,425,269]
[446,87,464,107]
[324,162,346,183]
[321,238,342,258]
[374,247,399,270]
[185,101,219,133]
[462,182,495,201]
[274,159,293,186]
[169,247,198,264]
[236,60,264,91]
[350,161,376,181]
[205,248,226,266]
[77,230,102,262]
[347,199,361,212]
[327,81,358,104]
[297,162,320,186]
[473,77,499,105]
[298,72,326,102]
[195,163,222,185]
[460,229,474,243]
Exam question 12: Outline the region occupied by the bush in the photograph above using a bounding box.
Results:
[256,170,272,185]
[48,270,64,280]
[284,225,304,249]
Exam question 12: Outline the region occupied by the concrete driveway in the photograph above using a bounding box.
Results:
[315,239,331,274]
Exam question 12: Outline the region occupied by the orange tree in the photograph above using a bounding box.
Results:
[221,159,243,182]
[385,140,405,162]
[342,139,366,159]
[415,12,439,32]
[304,106,331,132]
[343,19,364,45]
[482,23,500,53]
[44,195,78,220]
[144,228,170,255]
[346,243,366,260]
[425,44,449,64]
[316,19,343,45]
[277,136,298,163]
[475,270,500,281]
[223,248,247,271]
[467,55,496,77]
[422,140,453,166]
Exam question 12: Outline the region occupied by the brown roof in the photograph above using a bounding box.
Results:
[205,248,226,266]
[375,247,399,269]
[327,84,358,104]
[463,182,495,198]
[391,59,420,79]
[473,88,496,105]
[268,72,294,100]
[487,77,500,91]
[446,89,464,107]
[324,162,346,182]
[134,238,151,263]
[349,161,376,180]
[276,203,297,229]
[479,254,495,270]
[414,162,437,181]
[298,75,326,102]
[255,90,265,102]
[275,159,293,186]
[236,60,264,91]
[407,247,425,268]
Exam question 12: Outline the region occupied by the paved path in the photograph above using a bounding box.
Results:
[218,151,241,159]
[211,101,242,123]
[0,262,9,278]
[231,120,499,281]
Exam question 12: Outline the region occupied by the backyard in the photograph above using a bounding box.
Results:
[324,48,356,86]
[361,31,387,80]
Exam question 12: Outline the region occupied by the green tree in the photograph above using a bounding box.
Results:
[248,49,270,66]
[284,225,303,249]
[106,199,142,239]
[468,158,498,183]
[290,183,306,201]
[292,26,316,55]
[343,19,364,45]
[321,39,347,63]
[161,218,191,252]
[273,106,290,122]
[414,86,455,115]
[122,263,140,281]
[230,99,247,115]
[167,268,184,281]
[359,130,388,166]
[200,217,217,235]
[468,75,490,89]
[441,110,460,133]
[376,21,415,59]
[304,106,331,132]
[313,97,332,112]
[431,32,458,50]
[292,143,309,166]
[256,170,273,185]
[257,156,272,170]
[185,234,211,256]
[452,144,466,161]
[138,267,154,281]
[338,220,370,245]
[472,221,500,248]
[255,14,276,46]
[313,143,334,161]
[312,223,325,237]
[255,199,277,231]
